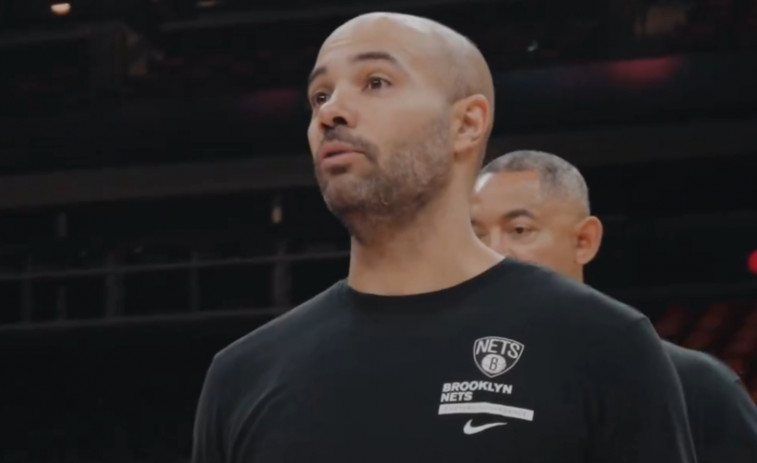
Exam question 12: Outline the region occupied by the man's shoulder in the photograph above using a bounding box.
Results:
[503,259,647,330]
[661,340,757,450]
[212,281,345,370]
[663,341,740,389]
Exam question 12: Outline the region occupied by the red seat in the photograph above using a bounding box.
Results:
[722,326,757,356]
[741,308,757,328]
[682,303,734,351]
[697,303,731,329]
[655,305,688,340]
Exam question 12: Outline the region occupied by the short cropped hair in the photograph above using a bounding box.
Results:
[480,150,591,214]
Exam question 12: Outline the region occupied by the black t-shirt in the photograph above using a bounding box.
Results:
[664,341,757,462]
[192,259,695,463]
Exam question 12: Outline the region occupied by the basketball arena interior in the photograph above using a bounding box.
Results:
[1,0,756,461]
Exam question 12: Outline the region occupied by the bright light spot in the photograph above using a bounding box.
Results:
[51,3,71,16]
[748,250,757,275]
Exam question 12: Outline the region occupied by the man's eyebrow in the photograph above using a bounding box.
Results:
[502,209,537,221]
[351,51,400,66]
[307,51,402,87]
[307,66,327,88]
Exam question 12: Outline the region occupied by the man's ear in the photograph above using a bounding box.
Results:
[574,215,603,265]
[451,94,490,161]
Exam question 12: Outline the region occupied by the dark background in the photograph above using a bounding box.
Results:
[0,0,756,461]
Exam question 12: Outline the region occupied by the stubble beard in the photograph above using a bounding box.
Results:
[316,118,452,245]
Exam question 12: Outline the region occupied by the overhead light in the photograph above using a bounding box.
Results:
[51,3,72,16]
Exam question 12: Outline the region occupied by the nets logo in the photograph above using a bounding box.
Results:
[473,336,525,378]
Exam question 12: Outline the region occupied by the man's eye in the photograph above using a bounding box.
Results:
[511,226,534,237]
[310,92,329,107]
[366,77,389,90]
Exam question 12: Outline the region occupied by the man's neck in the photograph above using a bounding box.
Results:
[346,199,502,296]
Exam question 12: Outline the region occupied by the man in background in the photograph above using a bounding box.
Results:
[471,149,757,462]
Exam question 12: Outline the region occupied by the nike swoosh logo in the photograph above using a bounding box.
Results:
[463,419,507,435]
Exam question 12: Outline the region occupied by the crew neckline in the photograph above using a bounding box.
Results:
[339,258,514,313]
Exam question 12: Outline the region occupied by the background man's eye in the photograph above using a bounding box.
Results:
[367,78,388,89]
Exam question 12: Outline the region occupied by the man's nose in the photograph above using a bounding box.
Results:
[316,90,358,130]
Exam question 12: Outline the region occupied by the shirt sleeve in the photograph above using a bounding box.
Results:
[191,358,228,463]
[587,318,696,463]
[690,364,757,463]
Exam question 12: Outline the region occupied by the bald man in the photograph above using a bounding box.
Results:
[471,150,757,462]
[192,14,694,463]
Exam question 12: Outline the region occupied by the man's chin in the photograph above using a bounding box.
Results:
[322,183,363,213]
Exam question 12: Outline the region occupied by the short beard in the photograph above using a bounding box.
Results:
[316,117,452,245]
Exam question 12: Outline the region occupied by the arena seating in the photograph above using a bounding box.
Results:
[654,302,757,392]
